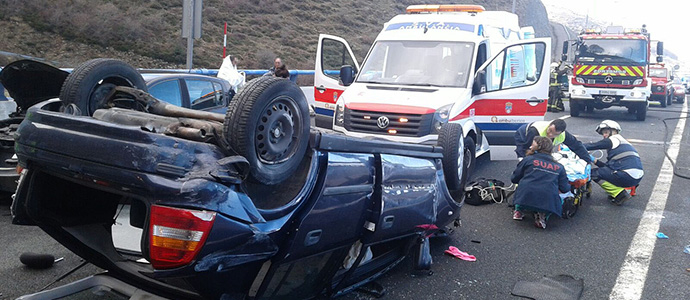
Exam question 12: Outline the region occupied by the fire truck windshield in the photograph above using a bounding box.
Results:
[649,68,667,78]
[357,41,474,88]
[576,39,647,65]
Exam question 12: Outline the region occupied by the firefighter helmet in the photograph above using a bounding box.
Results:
[595,120,622,134]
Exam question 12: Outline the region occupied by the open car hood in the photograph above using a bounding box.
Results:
[0,59,69,110]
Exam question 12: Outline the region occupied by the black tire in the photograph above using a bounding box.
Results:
[438,123,475,191]
[678,96,686,104]
[59,59,147,116]
[636,102,647,121]
[627,107,636,114]
[569,100,581,117]
[586,105,594,113]
[223,76,309,185]
[562,196,578,219]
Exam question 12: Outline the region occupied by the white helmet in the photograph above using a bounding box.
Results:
[595,120,622,134]
[550,62,559,69]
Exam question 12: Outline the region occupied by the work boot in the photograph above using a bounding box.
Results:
[613,190,631,206]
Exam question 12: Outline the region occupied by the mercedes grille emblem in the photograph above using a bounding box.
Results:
[604,76,613,84]
[377,116,390,129]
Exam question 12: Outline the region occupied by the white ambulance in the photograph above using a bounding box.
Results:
[313,4,550,191]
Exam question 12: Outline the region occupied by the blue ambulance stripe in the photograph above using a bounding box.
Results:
[314,107,334,116]
[476,123,525,131]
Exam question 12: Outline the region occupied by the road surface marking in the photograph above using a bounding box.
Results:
[609,100,688,299]
[558,115,570,120]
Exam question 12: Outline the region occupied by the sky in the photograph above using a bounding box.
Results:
[542,0,690,63]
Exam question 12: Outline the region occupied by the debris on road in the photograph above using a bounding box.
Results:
[445,246,476,262]
[656,232,669,239]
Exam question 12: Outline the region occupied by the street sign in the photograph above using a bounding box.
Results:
[182,0,202,39]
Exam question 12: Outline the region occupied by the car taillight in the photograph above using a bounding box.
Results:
[148,205,216,269]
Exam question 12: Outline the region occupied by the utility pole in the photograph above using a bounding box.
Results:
[182,0,203,69]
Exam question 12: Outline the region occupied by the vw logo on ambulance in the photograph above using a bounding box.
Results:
[377,116,390,129]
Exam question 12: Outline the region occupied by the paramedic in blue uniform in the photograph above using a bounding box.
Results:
[583,120,643,205]
[514,119,592,165]
[510,136,570,229]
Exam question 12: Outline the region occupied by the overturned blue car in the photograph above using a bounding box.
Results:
[10,59,463,299]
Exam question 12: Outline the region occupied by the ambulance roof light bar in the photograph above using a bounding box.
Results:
[406,4,486,14]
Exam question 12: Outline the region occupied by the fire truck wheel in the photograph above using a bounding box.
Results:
[438,123,475,191]
[635,103,647,121]
[569,100,581,117]
[223,76,310,185]
[59,59,147,116]
[585,105,594,113]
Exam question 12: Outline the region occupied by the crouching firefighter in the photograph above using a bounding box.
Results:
[584,120,644,205]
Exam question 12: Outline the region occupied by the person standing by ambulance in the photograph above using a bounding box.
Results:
[583,120,643,205]
[511,136,570,229]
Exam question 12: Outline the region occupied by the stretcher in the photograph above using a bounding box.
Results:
[553,145,592,218]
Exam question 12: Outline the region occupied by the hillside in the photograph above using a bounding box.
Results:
[0,0,552,71]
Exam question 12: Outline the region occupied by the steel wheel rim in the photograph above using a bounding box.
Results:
[255,96,302,164]
[456,137,465,182]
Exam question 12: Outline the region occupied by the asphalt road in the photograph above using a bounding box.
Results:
[1,98,689,299]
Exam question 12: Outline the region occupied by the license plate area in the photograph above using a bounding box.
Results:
[599,90,617,95]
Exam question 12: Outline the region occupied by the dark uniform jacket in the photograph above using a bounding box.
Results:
[511,152,570,216]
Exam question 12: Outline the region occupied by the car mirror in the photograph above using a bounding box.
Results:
[339,65,355,86]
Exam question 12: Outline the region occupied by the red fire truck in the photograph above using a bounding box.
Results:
[564,26,663,121]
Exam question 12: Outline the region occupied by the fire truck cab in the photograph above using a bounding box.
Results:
[565,26,663,121]
[313,4,550,192]
[648,64,673,108]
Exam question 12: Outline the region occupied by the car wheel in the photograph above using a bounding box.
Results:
[438,123,475,191]
[636,102,647,121]
[678,96,686,104]
[59,59,147,116]
[569,100,581,117]
[223,76,309,185]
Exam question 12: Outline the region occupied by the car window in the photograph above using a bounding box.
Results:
[148,79,182,107]
[187,79,222,110]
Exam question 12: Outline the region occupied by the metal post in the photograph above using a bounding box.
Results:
[512,0,516,13]
[186,0,195,69]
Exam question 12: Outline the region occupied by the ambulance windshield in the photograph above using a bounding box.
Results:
[357,41,474,88]
[576,39,647,65]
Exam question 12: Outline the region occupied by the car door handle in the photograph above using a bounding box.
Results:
[526,97,544,103]
[316,85,326,93]
[304,229,322,246]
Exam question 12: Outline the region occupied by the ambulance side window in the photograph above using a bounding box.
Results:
[321,38,357,80]
[475,43,487,73]
[481,42,546,93]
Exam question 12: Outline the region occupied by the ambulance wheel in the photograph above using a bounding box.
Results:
[438,123,475,192]
[224,76,310,185]
[59,59,147,116]
[569,100,581,117]
[562,196,578,219]
[635,103,647,121]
